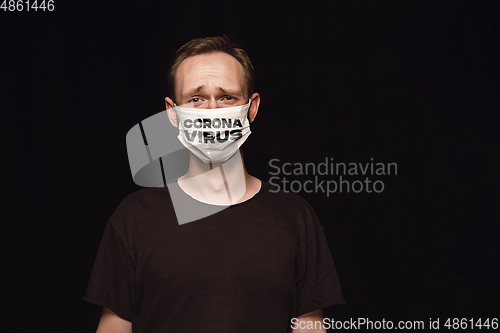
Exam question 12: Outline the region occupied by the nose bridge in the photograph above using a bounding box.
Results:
[207,97,218,109]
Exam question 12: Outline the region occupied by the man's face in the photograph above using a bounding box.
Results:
[165,51,260,128]
[175,52,248,108]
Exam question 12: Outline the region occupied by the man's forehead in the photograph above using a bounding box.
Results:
[175,52,246,98]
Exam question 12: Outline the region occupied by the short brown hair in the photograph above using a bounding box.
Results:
[167,35,255,102]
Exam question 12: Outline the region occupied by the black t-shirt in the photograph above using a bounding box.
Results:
[83,181,345,333]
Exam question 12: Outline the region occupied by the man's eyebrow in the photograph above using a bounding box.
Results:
[217,87,243,96]
[183,85,206,98]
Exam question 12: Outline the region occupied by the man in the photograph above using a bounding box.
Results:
[83,36,344,333]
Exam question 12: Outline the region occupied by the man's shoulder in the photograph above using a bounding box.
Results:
[260,181,315,212]
[258,181,324,233]
[118,186,167,207]
[109,187,171,223]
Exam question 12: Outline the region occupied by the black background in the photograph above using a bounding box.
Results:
[1,0,498,332]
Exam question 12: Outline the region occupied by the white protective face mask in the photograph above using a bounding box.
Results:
[174,100,252,164]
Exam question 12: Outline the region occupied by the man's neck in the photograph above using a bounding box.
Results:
[178,150,260,205]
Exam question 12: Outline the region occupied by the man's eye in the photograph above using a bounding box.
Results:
[189,98,200,103]
[224,96,234,101]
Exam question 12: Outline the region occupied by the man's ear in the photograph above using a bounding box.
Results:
[165,97,178,128]
[248,93,260,123]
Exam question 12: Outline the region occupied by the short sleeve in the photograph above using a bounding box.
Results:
[83,221,135,321]
[296,224,345,317]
